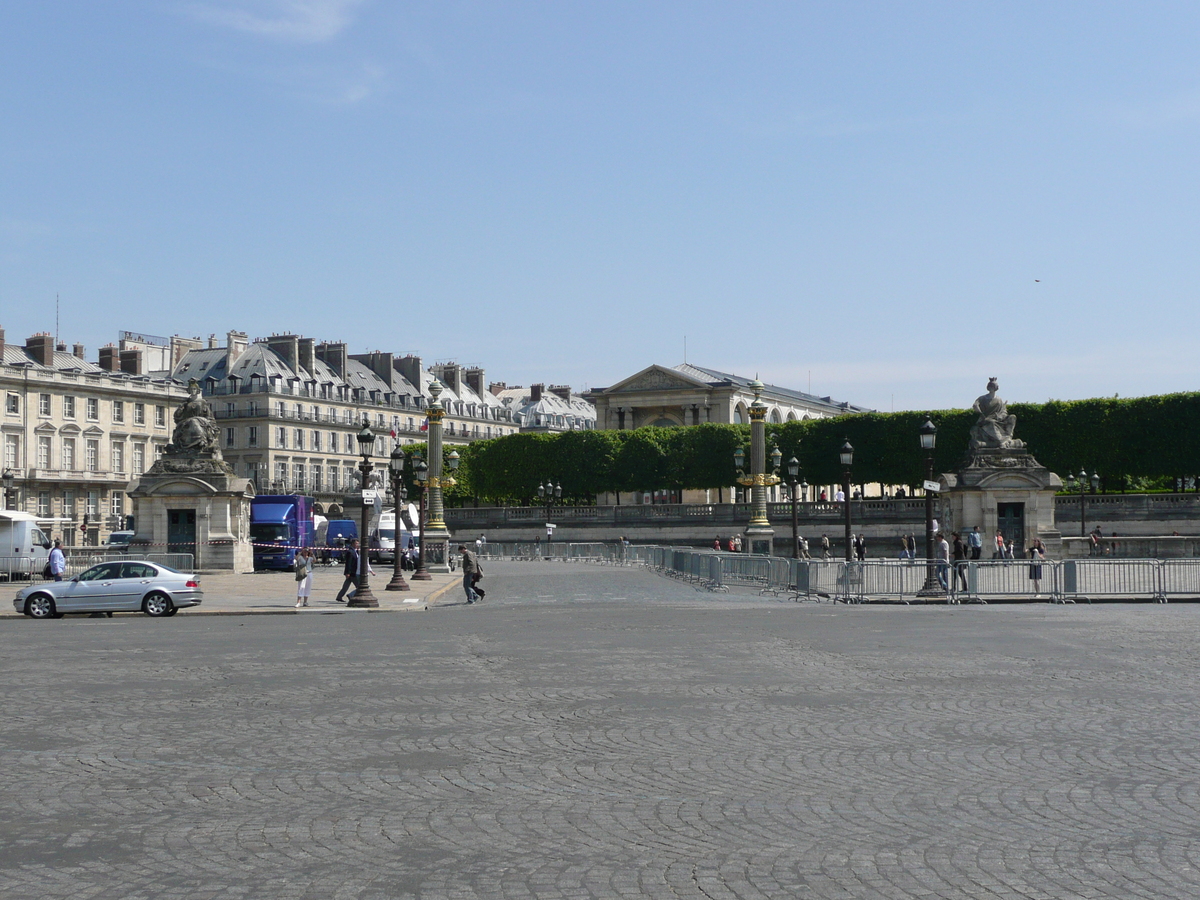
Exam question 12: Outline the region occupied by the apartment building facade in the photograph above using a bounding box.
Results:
[0,329,183,544]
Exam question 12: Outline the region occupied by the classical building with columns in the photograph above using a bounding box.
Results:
[587,363,869,431]
[586,363,871,505]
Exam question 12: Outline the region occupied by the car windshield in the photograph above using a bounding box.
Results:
[250,524,290,542]
[378,529,395,540]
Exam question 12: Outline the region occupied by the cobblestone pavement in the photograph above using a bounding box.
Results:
[5,561,1200,899]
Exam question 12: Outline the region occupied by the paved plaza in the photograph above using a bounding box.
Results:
[4,561,1200,899]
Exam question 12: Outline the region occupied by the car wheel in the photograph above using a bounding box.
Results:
[164,607,179,617]
[26,594,57,619]
[143,591,174,618]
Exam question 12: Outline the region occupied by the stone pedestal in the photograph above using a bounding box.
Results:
[938,449,1063,558]
[127,462,255,573]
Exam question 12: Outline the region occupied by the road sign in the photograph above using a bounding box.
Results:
[923,480,941,493]
[362,489,378,503]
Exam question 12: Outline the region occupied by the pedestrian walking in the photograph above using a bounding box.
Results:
[968,526,983,560]
[1028,538,1046,596]
[951,531,969,591]
[458,544,481,604]
[935,532,951,593]
[855,533,866,561]
[335,538,361,603]
[899,534,910,560]
[799,535,810,559]
[48,539,66,582]
[294,547,314,607]
[713,536,721,550]
[994,531,1005,560]
[733,535,742,552]
[820,534,831,560]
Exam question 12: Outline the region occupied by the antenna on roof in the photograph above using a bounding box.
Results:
[684,335,687,364]
[55,294,60,347]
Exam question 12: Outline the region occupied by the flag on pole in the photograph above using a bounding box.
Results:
[420,418,429,432]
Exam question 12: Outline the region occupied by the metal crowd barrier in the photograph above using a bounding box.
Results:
[462,544,1200,603]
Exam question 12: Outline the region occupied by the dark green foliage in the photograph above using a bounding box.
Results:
[451,392,1200,501]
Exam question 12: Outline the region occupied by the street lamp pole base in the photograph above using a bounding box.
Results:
[347,586,379,608]
[411,565,431,581]
[385,573,410,591]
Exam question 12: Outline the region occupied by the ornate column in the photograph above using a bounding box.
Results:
[421,379,452,573]
[741,379,777,555]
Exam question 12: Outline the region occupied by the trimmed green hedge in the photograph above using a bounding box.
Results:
[433,392,1200,505]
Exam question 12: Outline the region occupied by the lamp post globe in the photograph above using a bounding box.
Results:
[349,418,378,607]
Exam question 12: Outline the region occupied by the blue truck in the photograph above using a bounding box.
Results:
[250,495,315,570]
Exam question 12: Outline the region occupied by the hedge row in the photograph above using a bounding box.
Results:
[403,392,1200,505]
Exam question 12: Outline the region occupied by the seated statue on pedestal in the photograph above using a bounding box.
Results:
[168,379,222,457]
[147,379,232,475]
[969,378,1025,451]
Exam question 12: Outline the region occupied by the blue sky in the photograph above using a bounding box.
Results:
[2,1,1198,413]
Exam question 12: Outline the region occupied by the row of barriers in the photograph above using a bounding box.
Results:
[586,545,1200,603]
[0,552,198,582]
[423,540,1200,602]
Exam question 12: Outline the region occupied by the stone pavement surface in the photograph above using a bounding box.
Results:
[2,567,460,616]
[4,561,1200,899]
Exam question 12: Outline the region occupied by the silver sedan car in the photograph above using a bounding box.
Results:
[13,561,203,619]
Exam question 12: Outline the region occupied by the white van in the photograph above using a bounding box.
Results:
[0,511,53,580]
[373,506,418,563]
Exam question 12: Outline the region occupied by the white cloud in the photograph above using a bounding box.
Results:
[185,0,368,43]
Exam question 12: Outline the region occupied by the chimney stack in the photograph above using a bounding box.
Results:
[393,355,423,390]
[530,383,543,402]
[73,343,85,359]
[465,367,486,397]
[225,330,249,371]
[0,326,6,361]
[25,333,54,366]
[99,344,120,372]
[549,384,572,402]
[350,351,395,390]
[265,334,300,373]
[119,348,144,375]
[316,341,348,378]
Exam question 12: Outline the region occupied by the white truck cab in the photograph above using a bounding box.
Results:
[0,511,53,579]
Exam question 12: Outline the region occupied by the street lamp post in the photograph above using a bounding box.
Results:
[918,417,941,595]
[785,456,801,559]
[839,439,854,561]
[385,444,410,592]
[1065,469,1100,537]
[420,379,455,573]
[411,454,430,581]
[349,418,378,608]
[1,469,13,510]
[537,481,561,559]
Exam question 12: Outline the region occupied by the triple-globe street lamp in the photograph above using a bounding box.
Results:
[784,455,805,559]
[385,444,410,592]
[839,439,854,562]
[537,481,561,558]
[410,453,430,581]
[1065,469,1100,537]
[918,417,940,594]
[349,418,378,608]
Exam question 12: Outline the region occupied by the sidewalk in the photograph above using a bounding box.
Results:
[3,568,461,617]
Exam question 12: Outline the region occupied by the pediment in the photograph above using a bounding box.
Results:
[605,365,710,394]
[33,422,57,434]
[82,426,105,436]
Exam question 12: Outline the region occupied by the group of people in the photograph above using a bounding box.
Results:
[712,536,743,552]
[932,529,1049,595]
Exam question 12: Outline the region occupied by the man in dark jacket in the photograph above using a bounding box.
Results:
[335,539,360,603]
[458,544,481,604]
